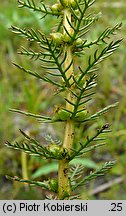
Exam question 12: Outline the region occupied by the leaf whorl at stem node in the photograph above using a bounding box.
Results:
[47,143,68,159]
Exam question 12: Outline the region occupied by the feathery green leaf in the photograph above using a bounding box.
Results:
[72,161,116,190]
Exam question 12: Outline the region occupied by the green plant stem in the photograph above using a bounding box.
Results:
[58,8,75,200]
[21,152,29,188]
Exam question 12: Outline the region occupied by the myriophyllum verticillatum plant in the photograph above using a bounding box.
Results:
[6,0,122,199]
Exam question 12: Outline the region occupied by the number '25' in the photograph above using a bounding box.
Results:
[110,203,122,211]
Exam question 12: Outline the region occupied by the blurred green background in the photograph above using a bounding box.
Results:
[0,0,126,199]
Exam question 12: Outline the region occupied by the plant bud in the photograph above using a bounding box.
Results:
[47,143,67,158]
[50,32,63,45]
[50,3,63,13]
[63,29,74,43]
[63,34,70,43]
[49,178,58,193]
[75,109,88,121]
[48,143,61,154]
[70,0,77,9]
[52,105,71,121]
[75,38,83,46]
[58,109,71,120]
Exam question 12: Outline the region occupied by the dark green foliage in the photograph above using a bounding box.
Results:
[6,129,68,160]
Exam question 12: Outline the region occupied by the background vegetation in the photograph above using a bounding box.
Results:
[0,0,126,199]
